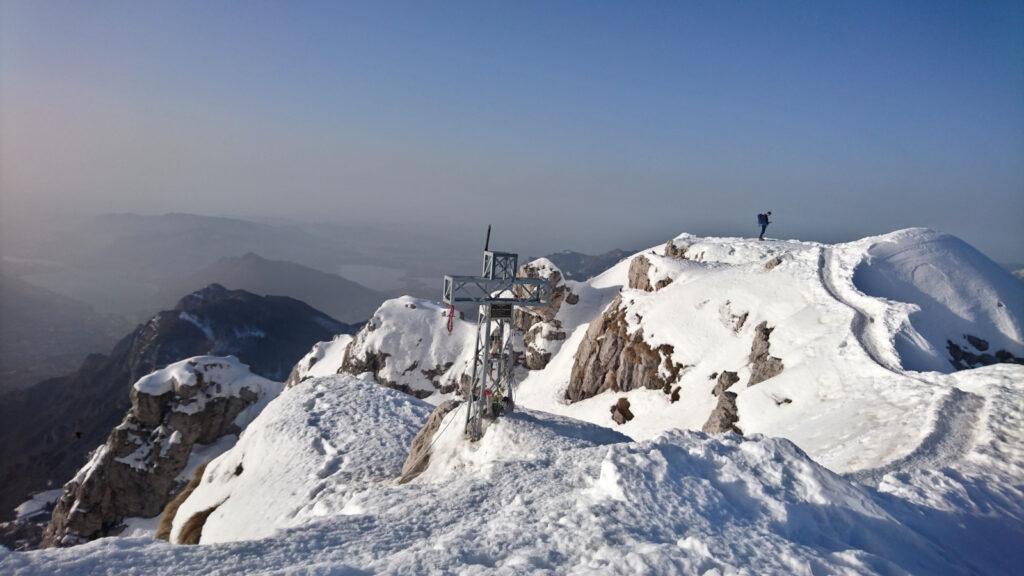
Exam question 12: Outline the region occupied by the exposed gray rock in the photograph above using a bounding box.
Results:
[628,256,655,291]
[703,371,742,434]
[398,400,462,484]
[748,322,784,386]
[566,295,685,402]
[664,239,691,259]
[763,256,784,271]
[610,398,634,425]
[947,337,1024,370]
[513,260,577,370]
[712,371,740,396]
[965,335,989,352]
[702,391,742,435]
[41,358,272,547]
[628,255,674,292]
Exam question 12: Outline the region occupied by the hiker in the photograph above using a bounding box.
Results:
[757,211,772,241]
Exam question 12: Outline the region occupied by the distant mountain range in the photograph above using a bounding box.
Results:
[540,248,633,281]
[0,273,132,393]
[0,284,356,524]
[150,252,383,324]
[1,213,479,318]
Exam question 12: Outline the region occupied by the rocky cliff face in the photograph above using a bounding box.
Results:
[566,294,685,402]
[513,259,577,370]
[42,357,281,547]
[0,284,352,533]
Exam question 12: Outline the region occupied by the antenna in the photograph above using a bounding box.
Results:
[441,227,552,440]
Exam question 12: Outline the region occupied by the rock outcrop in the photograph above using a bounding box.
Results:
[566,295,685,402]
[41,357,281,547]
[340,297,474,397]
[703,371,742,434]
[398,400,462,484]
[0,284,350,527]
[748,322,784,386]
[664,238,692,259]
[947,335,1024,370]
[513,259,576,370]
[628,254,679,292]
[610,398,634,425]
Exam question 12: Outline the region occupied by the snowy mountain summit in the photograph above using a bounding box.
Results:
[3,228,1023,575]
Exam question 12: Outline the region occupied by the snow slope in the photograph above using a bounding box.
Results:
[4,366,1020,574]
[168,373,431,544]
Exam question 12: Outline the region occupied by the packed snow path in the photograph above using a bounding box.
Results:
[818,246,897,372]
[818,242,990,485]
[847,388,985,487]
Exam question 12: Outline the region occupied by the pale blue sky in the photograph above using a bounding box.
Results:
[2,1,1022,258]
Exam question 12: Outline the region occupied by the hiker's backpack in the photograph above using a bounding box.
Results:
[757,213,767,225]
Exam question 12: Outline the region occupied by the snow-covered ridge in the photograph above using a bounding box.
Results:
[321,228,1021,475]
[6,228,1023,574]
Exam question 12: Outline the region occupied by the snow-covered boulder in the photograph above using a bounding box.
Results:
[41,356,281,547]
[340,297,475,398]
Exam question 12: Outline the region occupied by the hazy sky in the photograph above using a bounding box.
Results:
[2,1,1022,259]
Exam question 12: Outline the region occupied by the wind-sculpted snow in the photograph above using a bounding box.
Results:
[848,228,1024,372]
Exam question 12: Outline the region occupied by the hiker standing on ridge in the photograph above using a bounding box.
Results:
[757,211,772,241]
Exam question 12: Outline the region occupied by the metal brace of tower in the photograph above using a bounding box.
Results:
[442,227,552,440]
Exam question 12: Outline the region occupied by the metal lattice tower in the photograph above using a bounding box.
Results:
[442,227,552,440]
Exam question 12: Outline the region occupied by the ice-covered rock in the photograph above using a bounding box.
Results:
[41,357,281,547]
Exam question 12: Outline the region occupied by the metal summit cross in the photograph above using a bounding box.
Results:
[442,226,552,440]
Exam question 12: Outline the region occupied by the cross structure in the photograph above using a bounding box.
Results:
[442,230,552,440]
